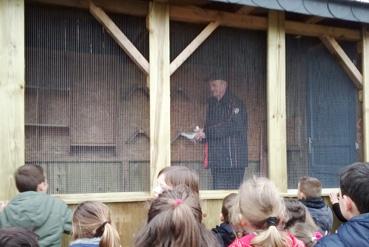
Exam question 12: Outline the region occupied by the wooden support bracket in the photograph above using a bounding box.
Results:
[170,21,219,75]
[89,2,149,75]
[320,35,363,89]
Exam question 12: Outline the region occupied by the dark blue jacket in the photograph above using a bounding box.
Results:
[301,197,333,232]
[212,223,236,247]
[316,213,369,247]
[205,91,248,169]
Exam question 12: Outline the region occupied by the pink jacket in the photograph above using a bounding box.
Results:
[229,232,305,247]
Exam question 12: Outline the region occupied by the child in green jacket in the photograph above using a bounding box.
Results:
[0,164,72,247]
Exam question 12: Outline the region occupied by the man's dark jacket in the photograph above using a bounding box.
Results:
[315,213,369,247]
[300,197,333,233]
[204,90,248,169]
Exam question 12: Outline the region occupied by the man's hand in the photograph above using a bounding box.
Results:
[194,126,205,141]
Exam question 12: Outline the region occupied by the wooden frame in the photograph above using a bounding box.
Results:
[2,0,368,203]
[0,0,25,201]
[267,11,287,192]
[363,26,369,161]
[148,1,171,193]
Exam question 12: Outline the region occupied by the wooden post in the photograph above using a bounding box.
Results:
[363,26,369,161]
[148,1,170,193]
[0,0,25,200]
[267,11,287,192]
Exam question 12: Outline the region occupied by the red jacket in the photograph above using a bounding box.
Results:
[229,232,305,247]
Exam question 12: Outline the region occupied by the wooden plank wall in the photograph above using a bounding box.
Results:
[0,0,25,200]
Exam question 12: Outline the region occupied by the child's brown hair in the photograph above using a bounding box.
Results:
[222,193,237,224]
[158,166,199,194]
[298,176,322,198]
[15,164,45,192]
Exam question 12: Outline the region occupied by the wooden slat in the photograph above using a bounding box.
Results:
[320,35,363,89]
[363,26,369,161]
[0,0,25,200]
[148,1,171,194]
[89,2,149,75]
[267,11,287,192]
[170,21,219,75]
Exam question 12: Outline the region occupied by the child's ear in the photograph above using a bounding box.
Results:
[341,195,360,219]
[219,213,224,222]
[37,181,48,192]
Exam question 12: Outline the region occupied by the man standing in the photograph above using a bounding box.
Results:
[196,79,248,189]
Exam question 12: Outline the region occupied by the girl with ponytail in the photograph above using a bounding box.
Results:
[229,177,304,247]
[70,201,121,247]
[135,185,220,247]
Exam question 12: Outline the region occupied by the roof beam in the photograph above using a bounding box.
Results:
[305,16,324,24]
[237,6,255,15]
[89,2,149,75]
[29,0,361,41]
[320,35,362,89]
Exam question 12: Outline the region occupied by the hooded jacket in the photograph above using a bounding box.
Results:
[300,197,333,232]
[315,213,369,247]
[212,223,236,247]
[0,191,72,247]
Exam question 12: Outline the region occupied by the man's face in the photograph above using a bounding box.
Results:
[209,80,227,100]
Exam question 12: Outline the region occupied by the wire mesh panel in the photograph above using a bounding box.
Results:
[170,21,267,190]
[286,35,360,188]
[25,4,149,193]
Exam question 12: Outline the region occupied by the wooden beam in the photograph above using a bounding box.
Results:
[170,21,219,75]
[237,6,255,15]
[305,16,324,24]
[148,1,171,194]
[285,20,360,41]
[30,0,360,41]
[363,26,369,161]
[267,11,287,192]
[89,2,149,75]
[320,35,363,89]
[0,0,25,200]
[31,0,148,17]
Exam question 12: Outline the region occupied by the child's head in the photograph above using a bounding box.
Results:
[221,193,237,224]
[339,162,369,219]
[284,199,307,229]
[154,166,199,196]
[72,201,120,247]
[0,227,39,247]
[135,185,219,247]
[284,199,318,235]
[236,177,288,247]
[288,222,321,247]
[15,164,48,192]
[298,176,322,199]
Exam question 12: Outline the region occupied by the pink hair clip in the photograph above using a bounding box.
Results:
[174,199,183,207]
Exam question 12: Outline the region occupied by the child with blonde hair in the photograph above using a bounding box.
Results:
[70,201,120,247]
[229,177,304,247]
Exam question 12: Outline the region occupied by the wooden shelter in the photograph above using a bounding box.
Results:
[1,0,369,246]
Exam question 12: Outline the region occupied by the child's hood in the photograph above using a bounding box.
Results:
[2,191,54,227]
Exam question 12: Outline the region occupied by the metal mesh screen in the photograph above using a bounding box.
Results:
[170,21,267,190]
[286,35,360,188]
[25,4,149,193]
